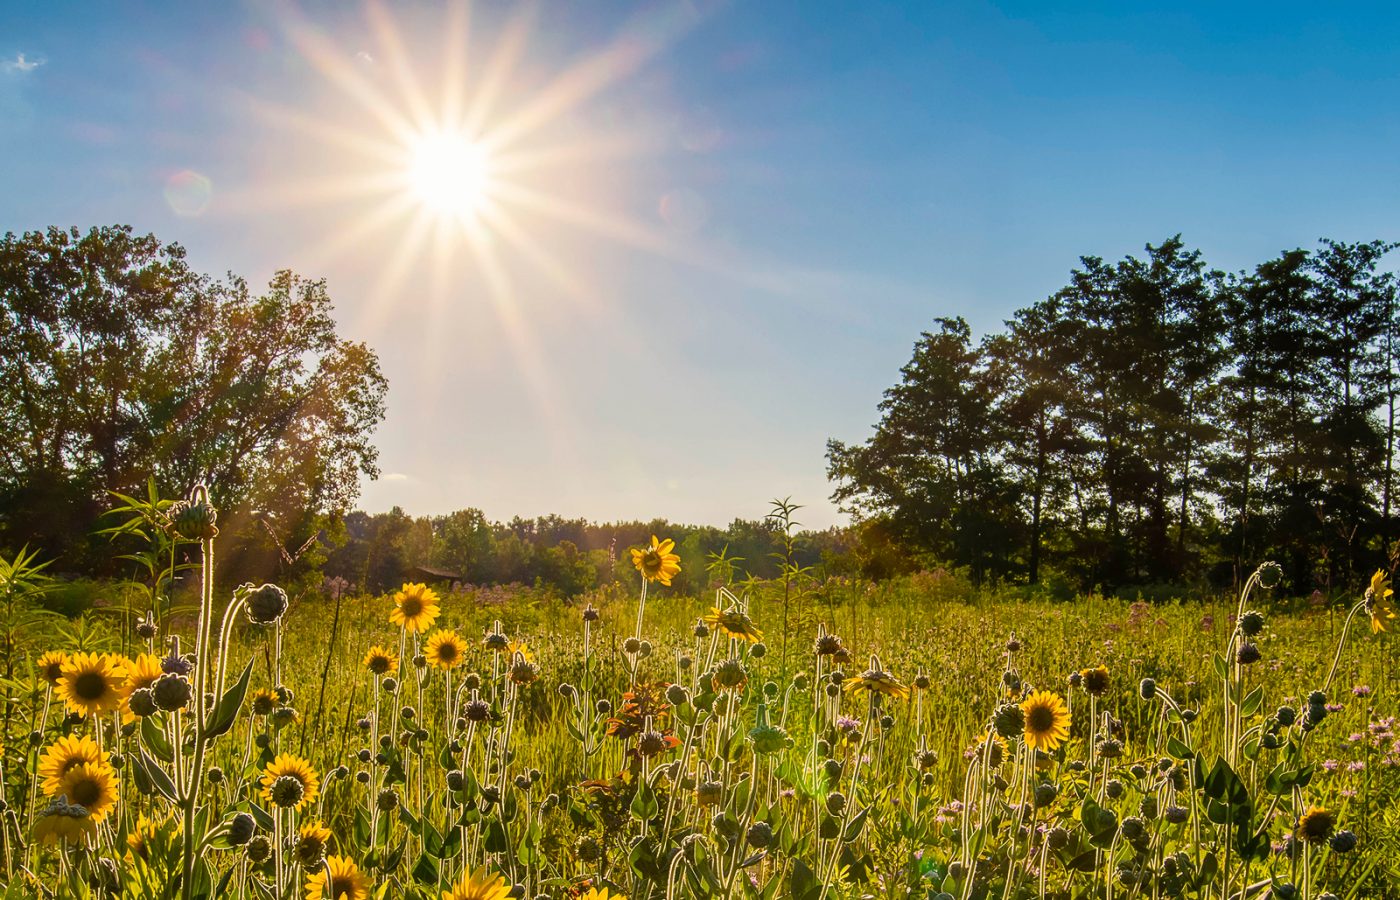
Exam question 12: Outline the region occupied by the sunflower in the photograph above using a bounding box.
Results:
[57,652,128,717]
[1021,691,1071,752]
[305,854,371,900]
[1079,665,1110,698]
[630,536,681,586]
[38,734,105,795]
[362,646,399,676]
[1366,569,1396,633]
[580,889,626,900]
[972,735,1009,768]
[260,754,320,811]
[844,656,910,700]
[295,820,334,867]
[125,812,171,862]
[702,607,764,643]
[250,688,280,717]
[389,583,441,634]
[425,631,468,671]
[32,799,96,845]
[57,762,119,822]
[1297,806,1336,845]
[120,653,165,723]
[36,650,69,688]
[506,639,534,662]
[442,867,511,900]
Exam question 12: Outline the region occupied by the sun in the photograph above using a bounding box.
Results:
[406,130,492,220]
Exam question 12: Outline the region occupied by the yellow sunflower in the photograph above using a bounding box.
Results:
[844,656,910,700]
[425,631,468,671]
[57,761,119,822]
[125,812,173,862]
[295,820,334,867]
[702,607,764,643]
[305,854,371,900]
[250,688,279,717]
[442,867,511,900]
[389,583,441,634]
[32,804,96,845]
[362,645,398,676]
[1297,806,1335,844]
[260,754,320,811]
[36,650,69,688]
[1079,665,1110,698]
[580,889,626,900]
[38,734,105,795]
[57,651,128,717]
[1021,691,1071,752]
[630,536,681,586]
[120,653,164,723]
[1367,569,1396,633]
[506,639,534,662]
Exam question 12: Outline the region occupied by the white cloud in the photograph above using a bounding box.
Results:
[381,472,410,482]
[355,50,374,65]
[2,53,43,74]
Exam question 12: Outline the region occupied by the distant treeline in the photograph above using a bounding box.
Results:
[321,507,855,597]
[829,236,1400,594]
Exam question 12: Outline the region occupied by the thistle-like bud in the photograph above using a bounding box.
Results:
[152,673,192,712]
[245,584,288,625]
[993,703,1025,738]
[228,812,256,846]
[1239,610,1265,637]
[129,688,158,718]
[168,493,219,540]
[746,821,773,849]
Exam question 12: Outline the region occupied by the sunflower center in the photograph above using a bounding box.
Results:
[437,644,458,662]
[400,597,423,618]
[69,776,101,807]
[74,671,108,701]
[329,875,356,899]
[1027,705,1056,732]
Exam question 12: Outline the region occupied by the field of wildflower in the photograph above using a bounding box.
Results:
[3,488,1399,899]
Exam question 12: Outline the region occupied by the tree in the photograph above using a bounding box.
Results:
[0,225,387,569]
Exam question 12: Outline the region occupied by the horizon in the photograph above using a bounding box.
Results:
[5,1,1400,528]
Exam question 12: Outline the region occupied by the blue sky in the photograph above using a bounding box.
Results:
[3,1,1399,528]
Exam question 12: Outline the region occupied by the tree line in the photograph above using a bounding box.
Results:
[828,236,1400,594]
[321,505,850,598]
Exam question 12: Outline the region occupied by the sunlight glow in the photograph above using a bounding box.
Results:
[406,131,493,220]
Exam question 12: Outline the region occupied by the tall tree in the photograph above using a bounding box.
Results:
[0,225,388,567]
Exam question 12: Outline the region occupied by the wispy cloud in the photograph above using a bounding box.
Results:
[2,53,44,74]
[381,472,410,482]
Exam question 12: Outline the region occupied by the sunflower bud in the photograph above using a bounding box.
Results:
[246,584,288,625]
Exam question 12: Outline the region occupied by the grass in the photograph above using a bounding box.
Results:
[4,545,1399,899]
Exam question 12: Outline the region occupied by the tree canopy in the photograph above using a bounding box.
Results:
[0,225,388,568]
[829,235,1400,593]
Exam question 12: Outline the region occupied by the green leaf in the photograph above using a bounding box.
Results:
[1240,685,1264,718]
[136,748,179,803]
[140,714,174,763]
[204,659,254,739]
[411,852,439,885]
[630,778,659,821]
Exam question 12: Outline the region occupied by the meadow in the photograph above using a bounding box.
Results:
[2,493,1398,900]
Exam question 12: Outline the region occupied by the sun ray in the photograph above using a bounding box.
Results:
[278,8,417,144]
[364,0,437,134]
